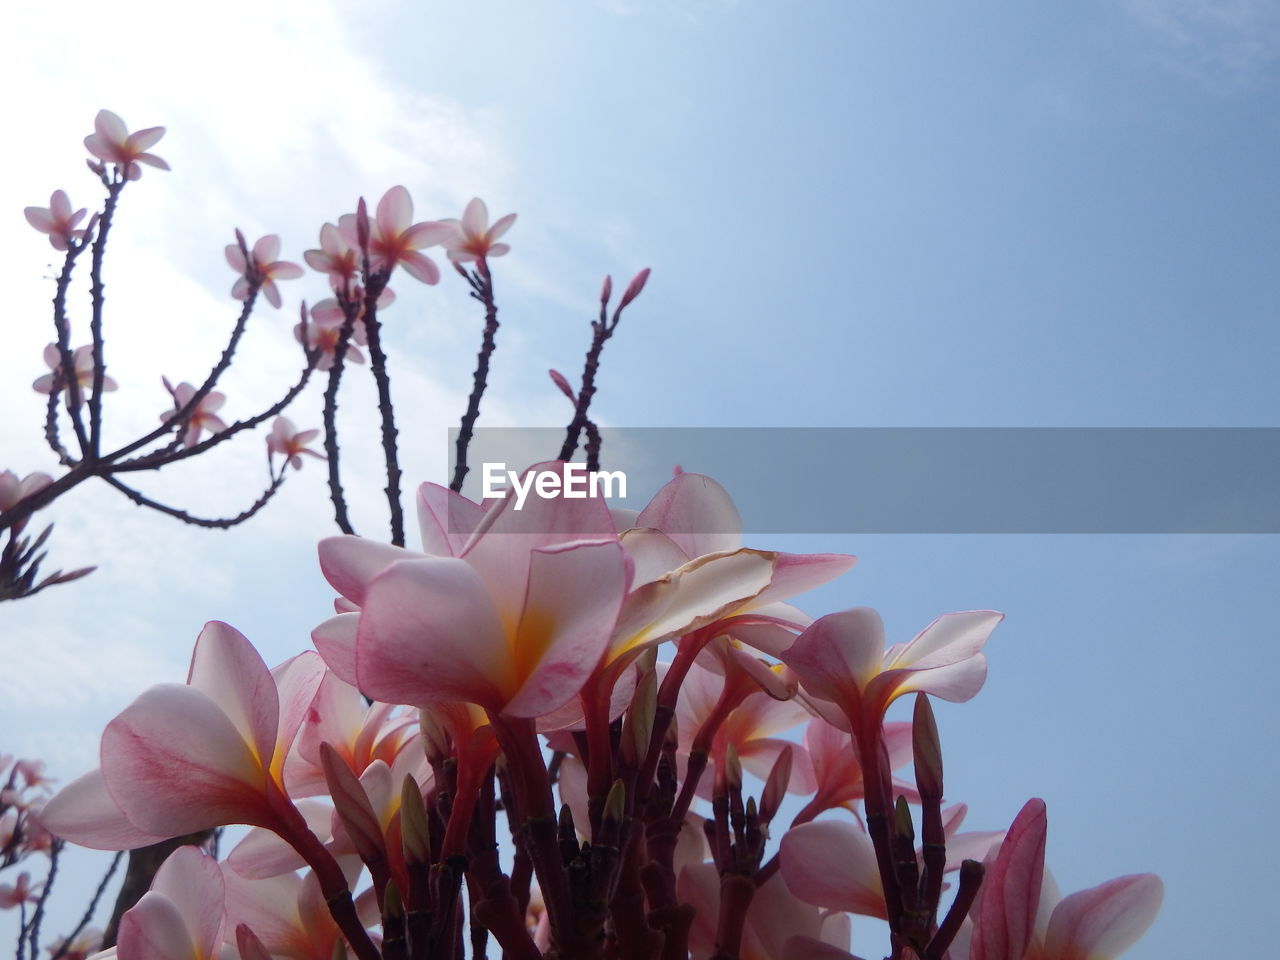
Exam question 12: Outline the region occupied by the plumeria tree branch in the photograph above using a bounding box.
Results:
[3,111,325,600]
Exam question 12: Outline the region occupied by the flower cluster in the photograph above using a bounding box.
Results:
[1,756,56,911]
[39,469,1161,960]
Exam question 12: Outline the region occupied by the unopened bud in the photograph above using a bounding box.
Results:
[600,274,613,305]
[603,779,627,826]
[419,707,451,762]
[400,774,431,865]
[549,368,576,402]
[320,742,386,868]
[724,743,743,792]
[618,267,650,310]
[623,669,657,767]
[758,745,793,824]
[912,693,944,801]
[382,879,404,919]
[355,198,370,252]
[895,795,915,844]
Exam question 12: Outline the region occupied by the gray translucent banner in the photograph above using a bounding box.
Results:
[447,427,1280,533]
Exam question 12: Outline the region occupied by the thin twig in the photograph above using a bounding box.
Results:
[361,280,405,545]
[25,839,62,959]
[87,181,124,455]
[321,294,360,535]
[451,260,500,493]
[49,851,122,960]
[103,471,286,528]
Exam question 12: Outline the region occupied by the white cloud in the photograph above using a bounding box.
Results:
[1123,0,1280,90]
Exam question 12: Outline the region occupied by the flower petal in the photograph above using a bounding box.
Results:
[1042,874,1163,960]
[38,768,169,850]
[318,536,417,606]
[779,820,885,918]
[100,684,271,835]
[356,558,511,709]
[636,471,742,558]
[972,798,1047,960]
[504,539,629,718]
[186,621,279,769]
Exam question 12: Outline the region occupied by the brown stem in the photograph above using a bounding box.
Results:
[102,471,286,528]
[451,259,499,493]
[361,282,406,545]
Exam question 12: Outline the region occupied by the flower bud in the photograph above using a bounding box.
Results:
[320,742,386,868]
[912,693,944,802]
[724,742,743,793]
[602,778,627,826]
[623,669,657,767]
[758,745,793,824]
[400,774,431,866]
[600,274,613,305]
[618,267,650,310]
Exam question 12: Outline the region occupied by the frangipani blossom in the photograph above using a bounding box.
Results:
[781,606,1003,734]
[267,418,324,472]
[32,344,118,396]
[282,672,416,798]
[221,864,345,960]
[304,222,359,291]
[161,379,227,449]
[41,623,325,846]
[0,871,41,909]
[675,659,811,799]
[604,472,857,680]
[115,846,233,960]
[24,190,88,250]
[226,234,304,308]
[967,799,1163,960]
[796,717,917,820]
[439,197,517,262]
[779,819,885,920]
[1034,873,1163,960]
[83,109,169,181]
[0,470,53,512]
[319,461,629,718]
[338,187,453,285]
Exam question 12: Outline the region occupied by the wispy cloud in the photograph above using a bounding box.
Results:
[1123,0,1280,90]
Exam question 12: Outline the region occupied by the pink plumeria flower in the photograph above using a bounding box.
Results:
[226,233,304,308]
[303,222,360,291]
[44,927,101,960]
[24,191,89,251]
[83,110,168,181]
[266,417,324,471]
[781,606,1004,735]
[966,799,1163,960]
[296,290,394,370]
[0,872,42,910]
[317,461,630,718]
[221,864,345,960]
[115,847,232,960]
[439,197,516,263]
[161,378,227,448]
[40,623,325,848]
[779,818,886,920]
[339,186,454,285]
[0,471,53,513]
[32,344,118,396]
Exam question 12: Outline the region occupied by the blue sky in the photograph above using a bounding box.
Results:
[3,2,1278,957]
